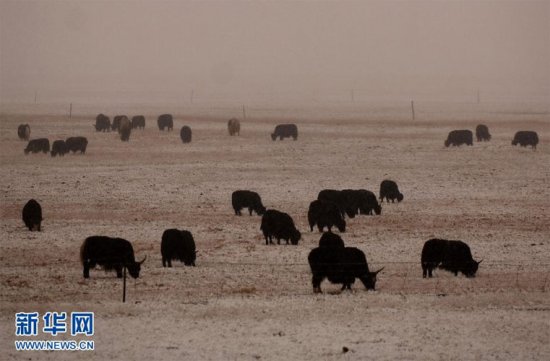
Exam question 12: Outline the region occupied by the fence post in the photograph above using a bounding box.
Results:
[122,266,127,303]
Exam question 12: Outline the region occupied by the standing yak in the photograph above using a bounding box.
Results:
[158,114,174,131]
[308,246,383,293]
[445,130,473,147]
[94,114,111,132]
[421,238,482,278]
[112,115,127,132]
[180,126,192,143]
[512,131,539,149]
[307,199,346,233]
[119,116,132,141]
[232,190,266,216]
[161,229,196,267]
[80,236,146,278]
[475,124,491,142]
[379,180,404,203]
[227,118,241,136]
[18,124,31,140]
[22,199,42,231]
[51,140,68,157]
[66,136,88,153]
[24,138,50,154]
[261,209,301,245]
[271,124,298,141]
[131,115,146,129]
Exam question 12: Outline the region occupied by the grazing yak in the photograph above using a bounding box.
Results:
[80,236,146,278]
[94,114,111,132]
[161,229,196,267]
[271,124,298,141]
[131,115,145,129]
[118,116,132,141]
[445,130,473,147]
[318,232,345,248]
[421,238,482,278]
[318,189,381,218]
[308,246,383,293]
[232,190,266,216]
[180,126,192,143]
[66,136,88,153]
[51,140,68,157]
[308,199,346,232]
[157,114,174,131]
[356,189,382,215]
[112,115,127,131]
[261,209,301,245]
[24,138,50,154]
[18,124,31,140]
[379,180,404,203]
[22,199,42,231]
[227,118,240,136]
[475,124,491,142]
[512,131,539,149]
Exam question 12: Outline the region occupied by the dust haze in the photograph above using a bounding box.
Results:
[1,0,549,105]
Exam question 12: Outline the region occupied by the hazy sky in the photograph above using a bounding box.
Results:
[1,0,549,103]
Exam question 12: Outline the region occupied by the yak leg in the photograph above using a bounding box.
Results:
[83,262,90,278]
[312,275,323,293]
[162,257,166,267]
[116,266,123,278]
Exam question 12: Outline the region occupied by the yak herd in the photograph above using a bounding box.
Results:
[16,117,537,293]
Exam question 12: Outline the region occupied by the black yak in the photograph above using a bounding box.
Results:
[94,114,111,132]
[445,130,473,147]
[161,229,196,267]
[271,124,298,141]
[18,124,31,140]
[379,180,404,203]
[475,124,491,142]
[421,238,482,278]
[180,126,192,143]
[356,189,382,216]
[227,118,240,136]
[131,115,146,129]
[308,246,383,293]
[512,131,539,149]
[66,136,88,153]
[157,114,173,131]
[22,199,42,231]
[80,236,146,278]
[112,115,127,131]
[231,190,266,216]
[318,232,345,248]
[51,140,68,157]
[261,209,301,245]
[307,199,346,232]
[24,138,50,154]
[118,116,131,141]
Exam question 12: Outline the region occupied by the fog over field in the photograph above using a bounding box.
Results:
[1,1,549,361]
[1,0,549,105]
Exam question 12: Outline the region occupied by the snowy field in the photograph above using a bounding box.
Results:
[1,103,549,360]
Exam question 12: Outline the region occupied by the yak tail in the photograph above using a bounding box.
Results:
[79,240,87,264]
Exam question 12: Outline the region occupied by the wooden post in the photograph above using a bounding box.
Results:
[242,105,246,120]
[411,100,415,121]
[122,266,127,303]
[69,103,73,119]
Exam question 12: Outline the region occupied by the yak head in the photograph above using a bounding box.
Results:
[463,259,482,278]
[336,218,346,233]
[290,229,301,245]
[271,133,277,141]
[127,256,147,278]
[374,204,382,215]
[397,193,404,202]
[360,268,384,290]
[444,139,451,147]
[255,205,267,216]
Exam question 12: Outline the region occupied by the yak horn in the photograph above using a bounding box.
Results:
[477,259,483,265]
[374,267,384,274]
[138,255,147,264]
